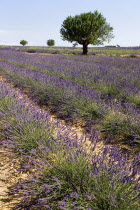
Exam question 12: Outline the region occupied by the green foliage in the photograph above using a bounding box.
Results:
[128,94,140,108]
[101,111,132,143]
[60,11,114,54]
[47,39,55,46]
[20,40,28,46]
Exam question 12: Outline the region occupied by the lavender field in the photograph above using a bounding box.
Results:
[0,48,140,151]
[0,78,140,209]
[0,48,140,209]
[1,0,140,209]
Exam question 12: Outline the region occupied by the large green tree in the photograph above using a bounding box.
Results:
[60,11,114,55]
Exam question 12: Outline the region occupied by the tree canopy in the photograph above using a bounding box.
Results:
[20,40,28,46]
[47,39,55,46]
[60,11,114,55]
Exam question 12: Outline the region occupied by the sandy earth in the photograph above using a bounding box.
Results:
[0,148,29,209]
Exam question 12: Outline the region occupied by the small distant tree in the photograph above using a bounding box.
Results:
[47,39,55,46]
[60,11,114,55]
[20,40,28,46]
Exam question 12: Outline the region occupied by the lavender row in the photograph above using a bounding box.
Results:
[0,80,140,209]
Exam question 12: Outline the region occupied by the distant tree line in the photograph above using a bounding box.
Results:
[20,39,55,47]
[105,45,120,48]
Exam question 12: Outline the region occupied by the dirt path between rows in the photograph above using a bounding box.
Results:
[0,149,14,209]
[0,148,29,209]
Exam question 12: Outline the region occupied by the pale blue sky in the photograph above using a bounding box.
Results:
[0,0,140,47]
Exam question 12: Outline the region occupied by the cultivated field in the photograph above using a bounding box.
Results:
[0,47,140,209]
[1,45,140,56]
[0,48,140,150]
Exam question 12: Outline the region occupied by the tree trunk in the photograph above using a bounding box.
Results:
[82,42,88,55]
